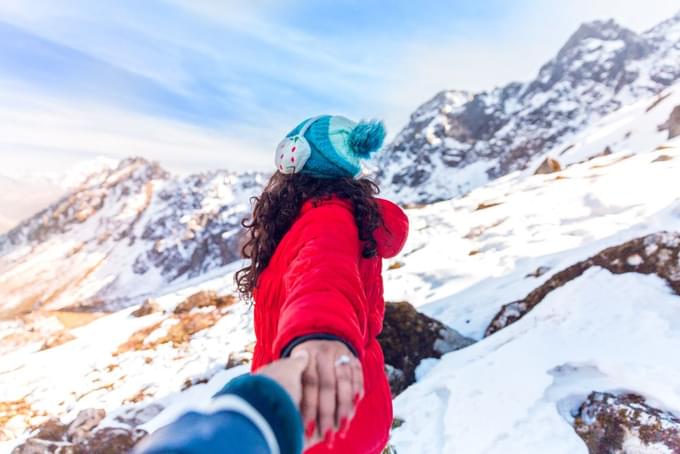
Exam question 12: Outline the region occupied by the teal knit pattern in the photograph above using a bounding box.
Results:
[283,114,384,179]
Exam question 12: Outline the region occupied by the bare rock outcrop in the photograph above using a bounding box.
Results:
[130,299,161,317]
[668,105,680,139]
[574,392,680,453]
[12,408,147,453]
[534,157,562,175]
[378,301,474,396]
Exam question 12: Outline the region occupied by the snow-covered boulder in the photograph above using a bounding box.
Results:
[486,231,680,336]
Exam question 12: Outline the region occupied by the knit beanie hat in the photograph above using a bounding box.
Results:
[275,115,386,179]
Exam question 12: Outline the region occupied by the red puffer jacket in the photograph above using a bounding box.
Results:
[251,195,409,454]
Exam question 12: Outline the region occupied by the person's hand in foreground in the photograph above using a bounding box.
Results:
[135,352,312,454]
[257,349,310,405]
[290,340,365,449]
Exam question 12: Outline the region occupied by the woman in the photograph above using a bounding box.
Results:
[236,114,409,454]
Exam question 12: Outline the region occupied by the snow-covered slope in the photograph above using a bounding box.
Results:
[378,11,680,204]
[0,158,266,317]
[380,139,680,451]
[2,134,679,452]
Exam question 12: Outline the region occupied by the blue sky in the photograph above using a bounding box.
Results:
[0,0,678,175]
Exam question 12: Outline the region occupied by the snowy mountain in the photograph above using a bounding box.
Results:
[0,158,266,317]
[378,11,680,204]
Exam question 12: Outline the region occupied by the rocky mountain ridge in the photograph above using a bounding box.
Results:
[377,11,680,203]
[0,158,266,316]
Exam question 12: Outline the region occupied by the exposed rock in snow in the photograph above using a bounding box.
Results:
[668,105,680,139]
[66,408,106,443]
[378,14,680,204]
[486,231,680,336]
[378,301,473,396]
[173,290,236,314]
[130,299,161,318]
[39,330,76,351]
[574,392,680,454]
[13,408,147,454]
[534,157,563,175]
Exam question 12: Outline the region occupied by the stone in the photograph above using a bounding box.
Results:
[534,157,562,175]
[80,427,147,453]
[130,299,161,317]
[66,408,106,443]
[173,291,236,314]
[378,301,474,396]
[39,331,76,351]
[574,392,680,453]
[668,105,680,139]
[32,417,67,441]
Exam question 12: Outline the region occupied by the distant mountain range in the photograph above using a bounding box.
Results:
[0,158,265,316]
[2,11,680,317]
[376,11,680,203]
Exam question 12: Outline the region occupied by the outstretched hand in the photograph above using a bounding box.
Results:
[256,349,311,406]
[290,340,364,449]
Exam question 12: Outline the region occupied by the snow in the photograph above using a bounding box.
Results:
[539,81,680,168]
[391,270,680,454]
[384,141,680,339]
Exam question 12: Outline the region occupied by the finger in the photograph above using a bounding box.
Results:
[334,356,353,438]
[317,352,337,442]
[301,353,319,439]
[289,349,310,374]
[351,357,364,405]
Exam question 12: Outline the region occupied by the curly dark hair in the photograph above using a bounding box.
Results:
[234,172,383,302]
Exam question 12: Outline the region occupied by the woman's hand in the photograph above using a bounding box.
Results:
[290,340,364,447]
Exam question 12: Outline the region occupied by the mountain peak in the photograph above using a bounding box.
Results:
[378,10,680,204]
[554,19,641,62]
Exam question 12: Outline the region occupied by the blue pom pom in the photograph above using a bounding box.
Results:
[348,120,386,158]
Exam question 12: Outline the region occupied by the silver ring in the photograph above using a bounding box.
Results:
[334,355,352,366]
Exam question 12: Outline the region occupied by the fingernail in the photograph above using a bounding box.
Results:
[324,429,335,448]
[305,420,316,438]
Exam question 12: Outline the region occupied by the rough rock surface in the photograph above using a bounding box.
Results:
[669,105,680,139]
[574,392,680,454]
[378,301,474,396]
[173,290,236,314]
[130,299,161,317]
[486,231,680,336]
[39,330,76,351]
[534,157,563,175]
[12,408,147,454]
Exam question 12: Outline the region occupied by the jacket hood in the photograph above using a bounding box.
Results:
[299,197,409,259]
[374,198,409,258]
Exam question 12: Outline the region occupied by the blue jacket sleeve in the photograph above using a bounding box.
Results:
[134,374,303,454]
